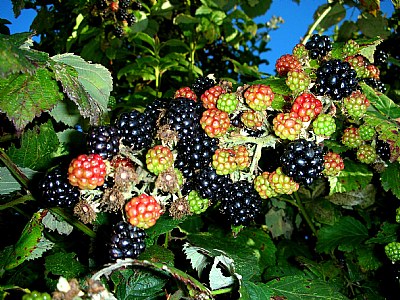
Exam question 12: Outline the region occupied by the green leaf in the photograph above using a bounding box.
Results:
[358,37,382,64]
[50,53,112,125]
[381,162,400,199]
[240,0,272,18]
[326,184,376,208]
[139,244,175,265]
[42,210,74,236]
[252,77,292,95]
[183,243,210,277]
[265,275,348,299]
[45,252,86,279]
[265,207,293,239]
[361,82,400,118]
[315,3,346,30]
[356,246,382,271]
[145,215,184,246]
[6,120,59,171]
[328,159,373,194]
[49,99,82,127]
[316,216,368,254]
[0,167,37,195]
[239,281,273,300]
[366,222,400,244]
[27,236,54,261]
[209,254,236,290]
[0,68,63,131]
[3,212,44,270]
[357,13,390,39]
[111,268,166,300]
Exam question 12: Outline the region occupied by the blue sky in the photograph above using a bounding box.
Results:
[0,0,395,74]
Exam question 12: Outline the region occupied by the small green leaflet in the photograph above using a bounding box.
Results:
[50,53,112,125]
[239,281,272,300]
[45,252,86,279]
[265,275,348,299]
[361,82,400,118]
[6,120,59,171]
[182,243,209,277]
[381,162,400,199]
[42,210,74,236]
[316,216,368,254]
[0,68,63,132]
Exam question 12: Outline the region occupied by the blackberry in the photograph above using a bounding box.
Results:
[374,49,388,66]
[116,110,155,150]
[126,13,136,26]
[363,78,386,93]
[113,26,124,38]
[311,59,358,100]
[143,98,168,125]
[191,76,216,98]
[116,9,129,21]
[131,1,142,10]
[109,221,146,261]
[305,34,332,59]
[39,167,80,208]
[280,139,324,186]
[220,180,262,226]
[376,139,391,161]
[195,166,232,202]
[119,0,131,9]
[87,125,120,160]
[98,0,108,9]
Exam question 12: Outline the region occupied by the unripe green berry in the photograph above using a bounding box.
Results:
[385,242,400,262]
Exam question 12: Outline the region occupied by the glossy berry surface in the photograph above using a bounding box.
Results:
[290,92,322,122]
[109,221,146,261]
[201,85,225,109]
[305,34,332,59]
[200,108,230,138]
[323,152,344,177]
[68,154,107,190]
[188,190,209,214]
[275,54,302,76]
[244,84,274,111]
[22,291,51,300]
[146,145,174,175]
[254,172,278,199]
[356,144,377,164]
[87,125,120,160]
[385,242,400,262]
[341,127,363,149]
[376,139,391,161]
[125,194,162,229]
[273,112,302,140]
[343,90,370,119]
[217,93,239,114]
[192,76,216,98]
[312,113,336,137]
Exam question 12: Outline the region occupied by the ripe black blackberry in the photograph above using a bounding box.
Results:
[126,13,136,26]
[131,1,142,10]
[143,98,168,125]
[98,0,108,9]
[195,166,232,202]
[305,34,332,59]
[220,180,262,226]
[109,221,146,261]
[363,78,386,93]
[113,26,124,38]
[311,59,358,100]
[376,139,391,161]
[119,0,131,9]
[39,167,80,208]
[374,49,388,66]
[191,76,216,98]
[280,139,324,186]
[116,110,155,150]
[116,9,129,21]
[87,125,120,160]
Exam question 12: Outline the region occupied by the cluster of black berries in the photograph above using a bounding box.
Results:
[305,34,332,59]
[311,59,358,100]
[109,221,146,261]
[280,139,325,186]
[39,167,80,207]
[363,78,387,93]
[376,139,391,161]
[96,0,142,38]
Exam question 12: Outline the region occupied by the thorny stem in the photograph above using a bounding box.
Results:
[302,4,332,44]
[292,192,318,237]
[50,207,96,239]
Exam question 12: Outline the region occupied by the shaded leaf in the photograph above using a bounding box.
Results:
[6,121,59,171]
[265,208,293,239]
[0,68,63,131]
[381,161,400,200]
[326,184,376,208]
[42,210,74,236]
[240,0,272,18]
[145,215,184,246]
[366,222,400,244]
[357,13,390,38]
[362,82,400,118]
[315,3,346,30]
[316,216,368,254]
[265,275,348,299]
[239,281,272,300]
[49,99,82,127]
[356,246,382,271]
[139,244,175,265]
[0,167,37,195]
[45,252,86,279]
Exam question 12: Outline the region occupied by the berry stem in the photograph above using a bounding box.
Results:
[302,5,332,45]
[292,192,318,237]
[0,194,35,211]
[0,148,30,190]
[50,207,96,238]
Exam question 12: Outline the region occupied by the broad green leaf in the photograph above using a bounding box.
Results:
[42,210,74,236]
[240,0,272,18]
[326,184,376,208]
[362,82,400,118]
[265,275,348,299]
[265,208,293,238]
[145,215,184,246]
[356,246,382,271]
[356,13,390,38]
[3,212,44,270]
[45,252,86,279]
[27,236,54,261]
[366,222,399,244]
[139,244,175,265]
[174,13,200,25]
[0,167,37,195]
[0,68,63,131]
[358,38,382,63]
[0,33,37,77]
[111,269,166,300]
[7,121,59,171]
[381,162,400,199]
[183,243,210,277]
[328,159,373,194]
[49,99,82,127]
[239,281,273,300]
[209,255,236,290]
[129,32,156,53]
[316,216,368,254]
[315,3,346,30]
[51,53,112,125]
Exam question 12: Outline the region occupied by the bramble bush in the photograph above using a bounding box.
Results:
[1,0,400,299]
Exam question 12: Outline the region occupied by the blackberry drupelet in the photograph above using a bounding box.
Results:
[311,59,358,100]
[280,139,324,186]
[98,0,108,9]
[143,98,168,125]
[116,9,129,21]
[87,125,120,160]
[192,76,216,98]
[109,221,146,261]
[305,34,332,59]
[126,13,136,26]
[376,139,391,161]
[119,0,131,9]
[195,166,232,202]
[131,1,142,10]
[116,110,155,150]
[363,78,386,93]
[374,49,388,66]
[39,167,80,208]
[220,180,262,226]
[113,26,124,38]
